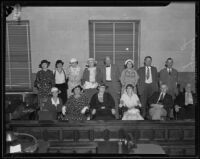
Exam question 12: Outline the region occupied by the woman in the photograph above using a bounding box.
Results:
[42,87,63,120]
[90,82,116,120]
[119,84,143,120]
[61,85,90,120]
[34,60,55,109]
[82,58,102,101]
[53,60,68,104]
[65,58,82,98]
[120,59,139,94]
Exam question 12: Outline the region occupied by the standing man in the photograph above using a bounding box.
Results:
[100,56,121,119]
[137,56,159,119]
[159,58,178,99]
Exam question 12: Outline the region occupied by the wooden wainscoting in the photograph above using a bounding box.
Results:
[7,120,195,156]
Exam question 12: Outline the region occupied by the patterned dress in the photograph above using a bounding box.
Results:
[34,69,55,106]
[120,68,139,93]
[66,66,82,98]
[62,93,89,120]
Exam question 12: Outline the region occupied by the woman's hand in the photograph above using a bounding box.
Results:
[81,106,89,114]
[62,106,66,115]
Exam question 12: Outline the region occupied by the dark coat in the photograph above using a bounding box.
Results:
[100,64,121,92]
[137,66,158,95]
[81,67,102,85]
[90,92,115,120]
[174,91,195,119]
[148,92,173,117]
[43,97,63,120]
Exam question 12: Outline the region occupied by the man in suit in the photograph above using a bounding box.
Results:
[100,56,121,119]
[137,56,159,119]
[159,58,178,99]
[148,83,173,120]
[174,83,195,120]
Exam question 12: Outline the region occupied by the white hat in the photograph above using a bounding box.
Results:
[87,58,97,64]
[70,58,78,64]
[51,87,61,93]
[125,59,134,65]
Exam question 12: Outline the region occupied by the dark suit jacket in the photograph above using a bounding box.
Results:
[148,92,173,117]
[159,68,178,97]
[81,67,102,85]
[137,66,158,95]
[100,64,121,91]
[174,91,196,107]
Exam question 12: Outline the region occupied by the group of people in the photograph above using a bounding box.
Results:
[34,56,195,121]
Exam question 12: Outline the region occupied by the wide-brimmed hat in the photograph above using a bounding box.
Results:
[55,60,64,66]
[39,60,50,68]
[71,85,83,93]
[70,58,78,64]
[87,58,97,64]
[125,59,134,66]
[51,87,61,94]
[97,82,108,90]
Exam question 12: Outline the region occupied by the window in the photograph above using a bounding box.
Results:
[6,20,32,92]
[89,20,140,71]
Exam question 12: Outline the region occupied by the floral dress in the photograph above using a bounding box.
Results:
[34,69,55,105]
[62,94,89,120]
[66,66,82,98]
[120,68,139,93]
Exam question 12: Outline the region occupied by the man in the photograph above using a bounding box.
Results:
[159,58,178,99]
[137,56,158,119]
[174,83,195,120]
[100,56,121,119]
[148,83,173,120]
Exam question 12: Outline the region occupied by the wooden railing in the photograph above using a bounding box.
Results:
[6,120,195,156]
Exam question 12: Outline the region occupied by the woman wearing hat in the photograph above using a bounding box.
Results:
[90,82,116,120]
[42,87,63,120]
[120,59,139,94]
[119,84,144,120]
[65,58,83,98]
[53,60,68,104]
[82,58,102,101]
[34,60,55,109]
[61,85,90,120]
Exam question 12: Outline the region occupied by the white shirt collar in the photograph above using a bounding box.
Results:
[51,97,60,106]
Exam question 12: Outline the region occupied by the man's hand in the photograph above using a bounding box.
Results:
[175,105,181,112]
[111,109,116,115]
[92,109,96,115]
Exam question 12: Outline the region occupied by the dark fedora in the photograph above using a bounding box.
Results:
[39,60,50,68]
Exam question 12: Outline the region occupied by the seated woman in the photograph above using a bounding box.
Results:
[148,83,173,120]
[42,87,63,120]
[174,83,195,120]
[61,85,90,120]
[119,84,144,120]
[90,82,116,120]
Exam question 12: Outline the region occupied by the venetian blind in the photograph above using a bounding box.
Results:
[6,20,32,91]
[89,20,140,71]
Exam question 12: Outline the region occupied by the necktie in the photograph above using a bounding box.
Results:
[157,93,164,104]
[168,69,171,75]
[160,93,164,101]
[146,67,150,80]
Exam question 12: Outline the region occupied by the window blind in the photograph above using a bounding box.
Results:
[89,20,140,70]
[6,20,32,92]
